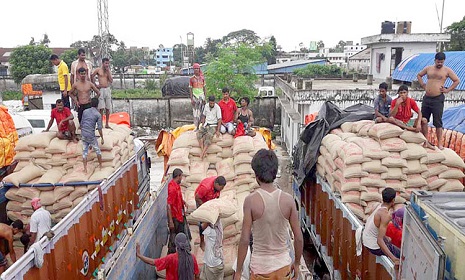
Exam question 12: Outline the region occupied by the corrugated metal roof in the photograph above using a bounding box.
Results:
[267,59,327,70]
[392,51,465,90]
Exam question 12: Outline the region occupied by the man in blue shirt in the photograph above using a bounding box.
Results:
[374,82,392,123]
[81,97,104,173]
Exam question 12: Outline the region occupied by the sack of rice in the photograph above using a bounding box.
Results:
[399,130,426,144]
[37,168,65,184]
[3,164,46,186]
[403,160,428,175]
[14,160,30,172]
[362,160,388,174]
[16,187,41,200]
[62,163,96,183]
[353,120,375,134]
[339,132,357,141]
[361,174,386,188]
[441,148,465,169]
[14,134,35,152]
[45,138,69,154]
[338,143,366,165]
[346,203,365,220]
[422,163,449,178]
[189,147,202,157]
[73,197,84,207]
[343,164,368,178]
[340,177,361,192]
[220,148,233,159]
[63,141,83,158]
[206,153,222,164]
[384,180,405,192]
[379,138,407,152]
[364,201,380,215]
[217,133,234,148]
[54,186,75,201]
[206,144,222,154]
[186,162,209,183]
[29,132,56,148]
[368,123,403,140]
[69,187,88,201]
[321,134,341,148]
[206,169,218,177]
[101,147,122,162]
[221,213,239,228]
[190,205,220,224]
[349,137,390,159]
[341,122,355,133]
[5,188,26,203]
[216,158,235,181]
[235,164,254,176]
[361,187,382,202]
[341,191,362,205]
[439,179,464,192]
[425,176,447,190]
[234,174,255,186]
[40,190,55,206]
[327,141,346,160]
[382,153,408,168]
[167,148,190,166]
[232,136,255,155]
[406,174,427,188]
[422,148,446,164]
[48,154,68,167]
[14,151,32,161]
[233,153,253,166]
[381,168,407,181]
[400,143,427,160]
[438,168,465,179]
[6,201,23,212]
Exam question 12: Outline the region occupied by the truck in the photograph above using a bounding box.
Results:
[292,102,465,280]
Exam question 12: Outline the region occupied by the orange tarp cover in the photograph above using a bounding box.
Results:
[0,106,18,168]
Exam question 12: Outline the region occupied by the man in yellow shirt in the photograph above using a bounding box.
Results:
[50,54,71,108]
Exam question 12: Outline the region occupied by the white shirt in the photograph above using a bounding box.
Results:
[232,246,251,280]
[203,227,223,267]
[203,104,222,126]
[30,208,52,243]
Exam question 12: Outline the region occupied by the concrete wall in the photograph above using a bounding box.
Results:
[112,96,280,130]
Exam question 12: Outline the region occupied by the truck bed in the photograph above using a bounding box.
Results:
[295,175,396,279]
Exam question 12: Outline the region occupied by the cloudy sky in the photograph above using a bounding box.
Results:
[2,0,464,51]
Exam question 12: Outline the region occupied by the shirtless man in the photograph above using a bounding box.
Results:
[417,52,460,149]
[0,220,24,272]
[363,187,400,265]
[70,67,100,123]
[70,48,93,85]
[92,58,113,128]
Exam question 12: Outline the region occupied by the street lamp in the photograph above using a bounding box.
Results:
[179,36,183,68]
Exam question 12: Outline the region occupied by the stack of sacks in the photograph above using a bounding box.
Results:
[166,130,270,277]
[316,121,465,222]
[3,124,136,224]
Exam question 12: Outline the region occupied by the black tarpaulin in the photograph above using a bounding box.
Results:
[293,101,375,187]
[161,76,191,97]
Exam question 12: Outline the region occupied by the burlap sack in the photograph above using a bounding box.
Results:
[379,138,407,152]
[233,153,253,166]
[29,132,56,148]
[425,176,447,190]
[349,137,390,159]
[14,134,36,152]
[399,130,427,144]
[361,174,386,187]
[40,190,55,206]
[206,144,222,154]
[5,187,27,203]
[441,148,465,169]
[16,187,41,200]
[37,168,65,184]
[216,158,235,181]
[400,143,427,160]
[217,133,234,148]
[235,164,254,176]
[321,134,341,148]
[4,164,46,186]
[6,201,23,212]
[345,203,365,220]
[368,123,403,140]
[340,122,355,133]
[382,153,408,168]
[439,179,464,192]
[45,138,69,154]
[381,168,407,181]
[232,136,255,156]
[438,168,465,179]
[362,160,388,174]
[167,148,190,166]
[403,160,428,175]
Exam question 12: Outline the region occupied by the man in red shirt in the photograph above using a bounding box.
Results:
[388,85,432,148]
[194,176,226,249]
[136,233,200,280]
[218,87,237,135]
[44,99,77,142]
[167,168,186,253]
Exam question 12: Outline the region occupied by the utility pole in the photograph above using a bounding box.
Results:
[97,0,110,64]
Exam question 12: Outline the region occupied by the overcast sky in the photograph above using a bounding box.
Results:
[2,0,464,52]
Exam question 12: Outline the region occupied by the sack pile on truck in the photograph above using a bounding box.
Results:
[3,124,136,224]
[166,130,269,278]
[317,120,465,222]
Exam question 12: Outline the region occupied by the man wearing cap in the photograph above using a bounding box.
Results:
[195,176,226,250]
[29,198,52,245]
[189,63,206,131]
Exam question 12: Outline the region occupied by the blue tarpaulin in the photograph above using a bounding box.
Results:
[440,104,465,132]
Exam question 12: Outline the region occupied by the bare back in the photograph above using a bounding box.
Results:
[74,80,93,105]
[0,224,12,243]
[424,65,455,96]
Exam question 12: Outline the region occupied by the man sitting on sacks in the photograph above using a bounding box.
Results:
[197,95,222,159]
[388,85,434,149]
[43,99,78,142]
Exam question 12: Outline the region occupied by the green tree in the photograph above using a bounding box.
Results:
[205,43,266,101]
[40,34,51,47]
[266,36,278,64]
[317,40,325,50]
[172,43,186,66]
[333,40,347,52]
[222,29,260,47]
[293,64,342,78]
[446,16,465,51]
[60,49,78,68]
[9,45,53,84]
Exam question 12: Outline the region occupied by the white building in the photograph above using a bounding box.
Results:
[307,49,346,67]
[344,44,367,59]
[361,33,450,80]
[348,48,371,73]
